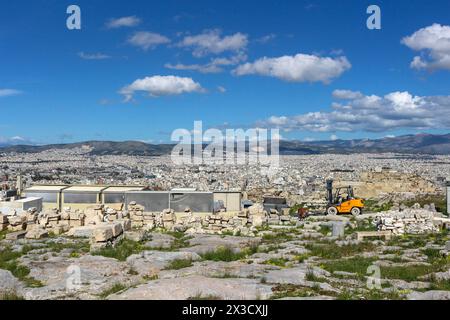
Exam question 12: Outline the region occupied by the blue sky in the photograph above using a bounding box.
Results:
[1,0,450,144]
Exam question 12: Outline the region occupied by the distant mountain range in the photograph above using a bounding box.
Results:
[0,141,175,156]
[1,133,450,155]
[280,133,450,155]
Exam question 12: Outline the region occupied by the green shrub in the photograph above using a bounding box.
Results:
[142,274,158,281]
[0,291,25,300]
[201,246,249,262]
[364,200,393,213]
[429,276,450,291]
[99,283,127,299]
[262,232,293,243]
[128,268,139,275]
[336,289,357,300]
[149,232,193,251]
[321,256,376,277]
[0,230,8,240]
[44,240,90,254]
[262,258,289,267]
[92,239,149,261]
[258,244,285,254]
[0,246,43,288]
[346,221,378,234]
[305,268,327,282]
[422,248,442,262]
[69,252,80,258]
[295,253,310,263]
[270,284,329,299]
[337,288,403,300]
[381,264,438,282]
[318,225,330,236]
[364,289,403,300]
[305,242,376,260]
[165,258,193,270]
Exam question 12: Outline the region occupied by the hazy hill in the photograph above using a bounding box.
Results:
[2,133,450,155]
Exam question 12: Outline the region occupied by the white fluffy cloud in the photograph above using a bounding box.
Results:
[78,52,110,60]
[127,31,170,50]
[256,33,276,44]
[120,75,204,101]
[178,29,248,57]
[217,86,226,93]
[233,53,351,83]
[106,16,141,29]
[332,89,363,100]
[260,90,450,132]
[165,53,247,73]
[402,23,450,71]
[0,136,31,145]
[164,62,222,74]
[0,89,22,97]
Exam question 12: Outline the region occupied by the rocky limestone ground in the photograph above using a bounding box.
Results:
[0,213,449,300]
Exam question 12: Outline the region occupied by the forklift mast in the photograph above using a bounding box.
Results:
[326,179,333,204]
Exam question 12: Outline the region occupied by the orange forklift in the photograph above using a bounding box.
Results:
[326,179,364,216]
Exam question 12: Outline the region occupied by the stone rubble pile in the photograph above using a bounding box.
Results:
[0,213,9,231]
[84,205,106,225]
[90,221,124,250]
[191,212,252,234]
[36,208,69,235]
[0,204,133,242]
[7,214,26,232]
[128,202,146,229]
[249,204,268,227]
[104,207,120,222]
[250,204,294,226]
[68,209,85,228]
[1,200,299,241]
[67,219,131,250]
[25,208,38,226]
[63,204,132,248]
[374,204,441,235]
[160,208,176,229]
[126,202,284,236]
[165,204,295,236]
[128,202,166,229]
[25,225,48,240]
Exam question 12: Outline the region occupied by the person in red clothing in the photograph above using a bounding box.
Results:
[298,207,308,220]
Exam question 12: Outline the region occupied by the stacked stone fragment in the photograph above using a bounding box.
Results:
[128,202,145,229]
[375,205,440,235]
[0,213,9,231]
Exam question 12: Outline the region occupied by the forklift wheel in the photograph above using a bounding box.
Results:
[327,207,338,215]
[351,207,361,216]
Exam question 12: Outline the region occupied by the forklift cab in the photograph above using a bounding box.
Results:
[333,186,355,204]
